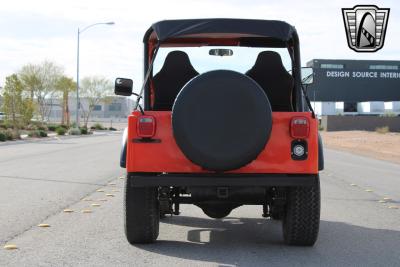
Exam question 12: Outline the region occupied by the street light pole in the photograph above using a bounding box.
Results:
[76,28,80,126]
[76,21,115,127]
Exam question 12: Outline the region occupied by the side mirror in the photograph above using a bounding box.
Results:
[115,78,133,96]
[301,67,314,85]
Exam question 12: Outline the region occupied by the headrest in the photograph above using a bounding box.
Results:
[158,50,196,73]
[251,51,286,72]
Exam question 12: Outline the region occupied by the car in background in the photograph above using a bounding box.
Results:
[0,112,6,120]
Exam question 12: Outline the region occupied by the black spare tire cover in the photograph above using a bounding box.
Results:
[172,70,272,171]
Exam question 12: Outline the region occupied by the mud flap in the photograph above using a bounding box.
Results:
[120,128,128,168]
[318,132,324,171]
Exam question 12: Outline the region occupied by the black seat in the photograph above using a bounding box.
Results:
[153,51,199,110]
[246,51,294,111]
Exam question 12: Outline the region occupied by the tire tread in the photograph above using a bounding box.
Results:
[124,177,159,244]
[283,176,320,246]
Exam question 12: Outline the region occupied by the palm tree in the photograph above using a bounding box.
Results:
[56,76,76,126]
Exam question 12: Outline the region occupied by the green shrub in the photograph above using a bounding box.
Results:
[27,131,37,137]
[92,123,105,130]
[0,132,6,141]
[48,124,69,131]
[68,127,81,135]
[47,124,57,131]
[376,126,389,134]
[5,129,13,140]
[80,127,88,135]
[28,130,47,138]
[4,129,20,140]
[109,127,117,131]
[56,127,66,135]
[37,125,48,131]
[39,130,48,137]
[0,129,21,141]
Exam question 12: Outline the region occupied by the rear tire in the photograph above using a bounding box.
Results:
[282,175,320,246]
[124,177,159,244]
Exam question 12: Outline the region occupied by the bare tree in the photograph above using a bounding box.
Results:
[80,76,113,128]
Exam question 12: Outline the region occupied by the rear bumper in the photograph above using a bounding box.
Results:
[127,173,318,187]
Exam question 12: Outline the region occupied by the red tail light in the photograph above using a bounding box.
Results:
[137,115,156,138]
[290,117,309,139]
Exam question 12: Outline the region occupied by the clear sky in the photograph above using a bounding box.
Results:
[0,0,398,91]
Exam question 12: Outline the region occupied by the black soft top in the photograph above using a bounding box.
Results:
[144,18,296,42]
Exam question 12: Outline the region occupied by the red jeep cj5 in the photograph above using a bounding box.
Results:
[115,19,324,246]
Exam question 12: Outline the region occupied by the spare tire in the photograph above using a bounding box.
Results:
[172,70,272,171]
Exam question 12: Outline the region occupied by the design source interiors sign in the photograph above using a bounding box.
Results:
[307,67,400,102]
[325,70,400,79]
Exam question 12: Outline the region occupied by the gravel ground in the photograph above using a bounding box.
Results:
[320,131,400,164]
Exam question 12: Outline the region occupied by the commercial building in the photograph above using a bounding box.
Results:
[306,59,400,116]
[48,96,135,122]
[0,95,135,123]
